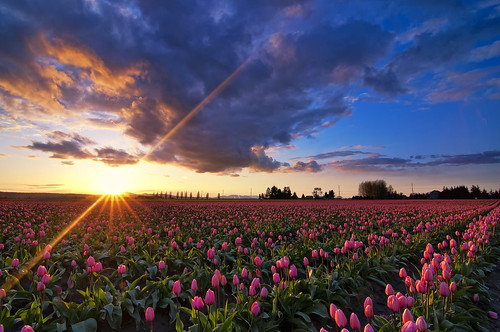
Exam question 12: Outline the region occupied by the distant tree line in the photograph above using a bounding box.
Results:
[411,185,500,200]
[260,186,336,199]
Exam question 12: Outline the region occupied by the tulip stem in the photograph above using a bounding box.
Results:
[247,315,254,332]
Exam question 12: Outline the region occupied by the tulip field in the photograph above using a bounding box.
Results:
[0,197,499,332]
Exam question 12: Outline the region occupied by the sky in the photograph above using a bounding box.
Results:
[1,0,500,197]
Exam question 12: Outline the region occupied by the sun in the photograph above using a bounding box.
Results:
[94,168,130,195]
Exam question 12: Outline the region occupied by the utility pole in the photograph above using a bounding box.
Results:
[338,185,340,197]
[412,183,414,195]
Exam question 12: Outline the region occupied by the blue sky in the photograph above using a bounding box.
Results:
[0,0,499,196]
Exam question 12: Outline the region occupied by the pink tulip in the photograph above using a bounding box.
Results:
[416,280,427,294]
[0,289,6,300]
[488,311,498,319]
[71,260,77,268]
[439,282,450,297]
[364,324,375,332]
[21,326,34,332]
[335,309,347,328]
[401,321,418,332]
[241,267,248,279]
[330,303,338,318]
[207,247,215,259]
[273,272,281,283]
[312,249,318,258]
[191,279,198,292]
[350,313,360,330]
[37,281,45,292]
[173,280,181,295]
[11,258,19,268]
[416,316,427,331]
[211,274,219,288]
[289,264,298,278]
[450,281,457,293]
[41,274,50,284]
[260,287,268,298]
[43,251,50,260]
[402,308,413,324]
[145,307,154,321]
[364,304,373,319]
[473,293,479,303]
[407,296,415,308]
[364,297,373,308]
[387,295,399,312]
[118,264,126,275]
[254,256,262,267]
[233,274,239,286]
[205,289,215,306]
[192,296,204,310]
[399,267,407,278]
[93,262,102,273]
[303,257,309,266]
[158,260,165,270]
[37,265,47,277]
[87,256,95,268]
[385,284,394,296]
[251,301,260,316]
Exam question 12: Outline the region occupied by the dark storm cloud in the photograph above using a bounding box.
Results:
[1,1,497,174]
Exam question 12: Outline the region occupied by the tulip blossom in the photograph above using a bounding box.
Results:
[439,282,450,297]
[260,287,268,298]
[233,274,239,286]
[205,289,215,306]
[11,258,19,268]
[145,307,155,322]
[364,305,374,319]
[473,293,479,303]
[173,280,181,295]
[329,303,337,319]
[350,313,360,330]
[87,256,95,268]
[401,321,418,332]
[416,316,427,331]
[192,296,204,310]
[387,295,399,312]
[402,308,413,324]
[0,289,6,300]
[158,260,165,270]
[21,326,34,332]
[364,324,375,332]
[487,311,498,319]
[191,279,198,292]
[37,281,45,292]
[251,301,260,316]
[118,264,126,275]
[364,297,373,308]
[273,272,281,283]
[93,262,103,273]
[41,274,50,284]
[37,265,47,277]
[335,309,347,328]
[385,284,394,296]
[254,256,262,267]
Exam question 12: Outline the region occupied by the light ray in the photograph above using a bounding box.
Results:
[141,57,254,161]
[1,195,106,292]
[117,195,143,225]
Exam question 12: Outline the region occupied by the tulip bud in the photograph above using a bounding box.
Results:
[473,293,479,303]
[118,264,126,275]
[273,272,281,283]
[385,284,394,296]
[205,289,215,305]
[191,279,198,292]
[158,260,165,270]
[87,256,95,268]
[387,295,399,312]
[37,281,45,292]
[11,258,19,268]
[251,301,260,316]
[335,309,347,328]
[416,316,427,331]
[487,311,498,319]
[329,303,337,318]
[439,282,450,297]
[401,321,418,332]
[364,297,373,308]
[21,326,34,332]
[0,289,6,300]
[191,296,204,310]
[350,313,360,330]
[364,304,373,319]
[402,308,413,324]
[399,267,407,278]
[260,287,268,298]
[364,324,375,332]
[37,265,47,277]
[173,280,181,295]
[41,274,50,284]
[145,307,154,321]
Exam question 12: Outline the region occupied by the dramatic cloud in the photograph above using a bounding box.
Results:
[19,131,141,167]
[0,1,499,175]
